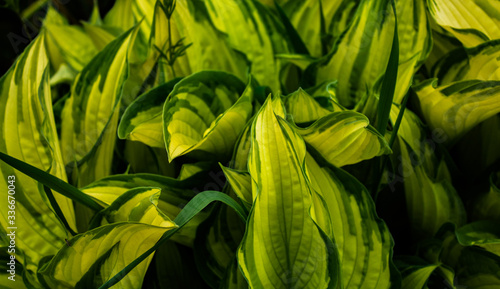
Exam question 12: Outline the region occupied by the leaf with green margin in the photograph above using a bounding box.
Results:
[44,12,98,72]
[39,222,176,289]
[427,0,500,48]
[89,187,176,229]
[163,71,252,161]
[455,247,500,289]
[220,165,252,207]
[401,265,438,289]
[82,22,117,51]
[118,78,182,148]
[392,115,466,239]
[283,88,333,124]
[229,120,253,171]
[296,111,392,167]
[305,151,398,289]
[204,0,289,91]
[239,96,337,289]
[470,173,500,222]
[0,33,77,273]
[150,0,248,82]
[123,140,176,176]
[432,40,500,85]
[456,220,500,257]
[413,79,500,142]
[61,26,139,187]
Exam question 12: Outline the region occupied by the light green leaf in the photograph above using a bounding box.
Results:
[239,96,336,288]
[61,26,139,187]
[427,0,500,48]
[0,33,76,272]
[283,88,333,124]
[220,165,252,207]
[163,71,252,161]
[297,111,391,167]
[306,152,397,289]
[118,78,181,148]
[82,22,117,51]
[414,79,500,142]
[204,0,289,91]
[39,222,176,289]
[151,0,248,82]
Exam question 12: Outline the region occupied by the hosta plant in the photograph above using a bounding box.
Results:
[1,0,500,288]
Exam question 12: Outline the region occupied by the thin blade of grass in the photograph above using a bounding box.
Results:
[0,151,103,211]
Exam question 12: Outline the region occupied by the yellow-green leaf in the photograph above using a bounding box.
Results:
[163,71,252,161]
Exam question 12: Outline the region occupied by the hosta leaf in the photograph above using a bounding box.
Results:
[471,173,500,222]
[427,0,500,48]
[456,220,500,257]
[0,33,76,270]
[39,222,176,289]
[306,152,397,289]
[82,22,117,51]
[454,247,500,289]
[297,111,391,167]
[118,78,182,148]
[400,264,438,289]
[44,10,98,72]
[90,187,175,228]
[220,165,252,207]
[61,26,139,187]
[204,0,289,91]
[123,140,175,176]
[283,88,333,124]
[315,0,430,108]
[433,40,500,85]
[239,97,336,289]
[414,79,500,142]
[163,71,252,161]
[151,0,248,82]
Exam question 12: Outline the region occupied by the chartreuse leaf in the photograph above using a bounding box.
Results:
[82,23,117,51]
[239,97,337,288]
[296,111,391,167]
[413,79,500,142]
[471,173,500,222]
[389,106,466,239]
[433,40,500,85]
[118,78,182,148]
[0,33,77,272]
[283,88,333,124]
[44,7,98,72]
[427,0,500,48]
[99,190,248,289]
[204,0,289,91]
[220,165,252,207]
[151,0,248,82]
[61,27,139,187]
[89,187,176,229]
[305,152,397,289]
[400,264,438,289]
[39,222,177,289]
[163,71,252,161]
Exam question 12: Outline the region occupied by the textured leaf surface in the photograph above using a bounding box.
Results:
[163,71,252,161]
[238,97,335,289]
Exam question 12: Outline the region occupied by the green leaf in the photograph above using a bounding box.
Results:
[0,33,78,272]
[456,220,500,257]
[427,0,500,48]
[239,96,337,288]
[99,190,247,289]
[163,71,252,161]
[454,247,500,288]
[118,78,181,148]
[61,26,139,187]
[297,111,392,167]
[39,222,176,289]
[399,263,438,289]
[220,165,252,207]
[306,152,398,289]
[283,88,333,124]
[413,79,500,142]
[151,0,248,82]
[470,173,500,222]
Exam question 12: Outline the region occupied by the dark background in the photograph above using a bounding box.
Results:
[0,0,115,75]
